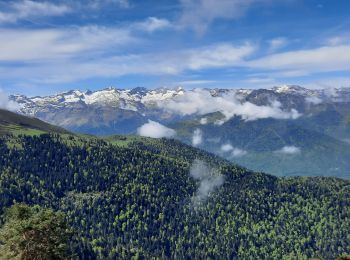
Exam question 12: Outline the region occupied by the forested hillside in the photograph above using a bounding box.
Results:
[173,114,350,179]
[0,133,349,258]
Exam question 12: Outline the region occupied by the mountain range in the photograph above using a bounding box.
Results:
[10,85,350,179]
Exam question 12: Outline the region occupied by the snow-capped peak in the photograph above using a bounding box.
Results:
[272,85,308,94]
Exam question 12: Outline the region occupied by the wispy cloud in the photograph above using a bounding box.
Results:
[192,128,203,146]
[178,0,271,34]
[0,42,255,84]
[268,37,288,52]
[190,159,224,206]
[0,0,71,24]
[87,0,131,9]
[249,44,350,76]
[305,96,322,105]
[0,90,20,111]
[0,26,134,62]
[177,80,217,86]
[275,146,301,155]
[132,17,172,33]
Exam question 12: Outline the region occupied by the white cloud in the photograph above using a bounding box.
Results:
[220,143,234,152]
[133,17,172,33]
[214,119,226,125]
[303,77,350,90]
[0,42,254,84]
[187,43,255,70]
[0,0,71,24]
[192,128,203,146]
[177,80,216,86]
[244,77,276,84]
[0,90,20,111]
[249,44,350,75]
[114,0,130,8]
[326,34,350,46]
[200,117,208,125]
[137,120,176,138]
[305,96,322,105]
[268,37,288,52]
[231,147,247,157]
[0,26,134,62]
[88,0,130,9]
[158,89,300,122]
[190,159,224,205]
[178,0,269,34]
[220,143,247,157]
[276,146,301,155]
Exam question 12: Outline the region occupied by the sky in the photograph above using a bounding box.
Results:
[0,0,350,95]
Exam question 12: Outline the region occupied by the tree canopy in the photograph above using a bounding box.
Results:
[0,134,349,258]
[0,203,70,259]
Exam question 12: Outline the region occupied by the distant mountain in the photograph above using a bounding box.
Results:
[11,87,186,135]
[11,85,350,130]
[9,85,350,178]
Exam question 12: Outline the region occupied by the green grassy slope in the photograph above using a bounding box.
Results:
[0,109,70,136]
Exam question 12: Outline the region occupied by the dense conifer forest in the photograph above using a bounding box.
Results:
[0,134,349,258]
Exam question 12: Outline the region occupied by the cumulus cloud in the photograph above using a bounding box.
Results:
[137,120,176,138]
[276,146,301,155]
[220,143,234,152]
[0,90,20,111]
[0,0,71,24]
[220,143,247,157]
[192,128,203,146]
[190,160,225,205]
[158,89,300,123]
[231,148,247,157]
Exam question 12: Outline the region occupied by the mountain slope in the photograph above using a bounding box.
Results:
[8,85,350,179]
[0,109,70,136]
[0,132,349,258]
[173,115,350,179]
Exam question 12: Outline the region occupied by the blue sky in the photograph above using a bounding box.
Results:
[0,0,350,95]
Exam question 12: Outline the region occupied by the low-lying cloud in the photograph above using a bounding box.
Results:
[0,90,20,111]
[276,145,301,155]
[305,96,322,105]
[192,128,203,146]
[220,143,247,157]
[190,160,224,206]
[200,117,208,125]
[137,120,176,138]
[158,89,300,123]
